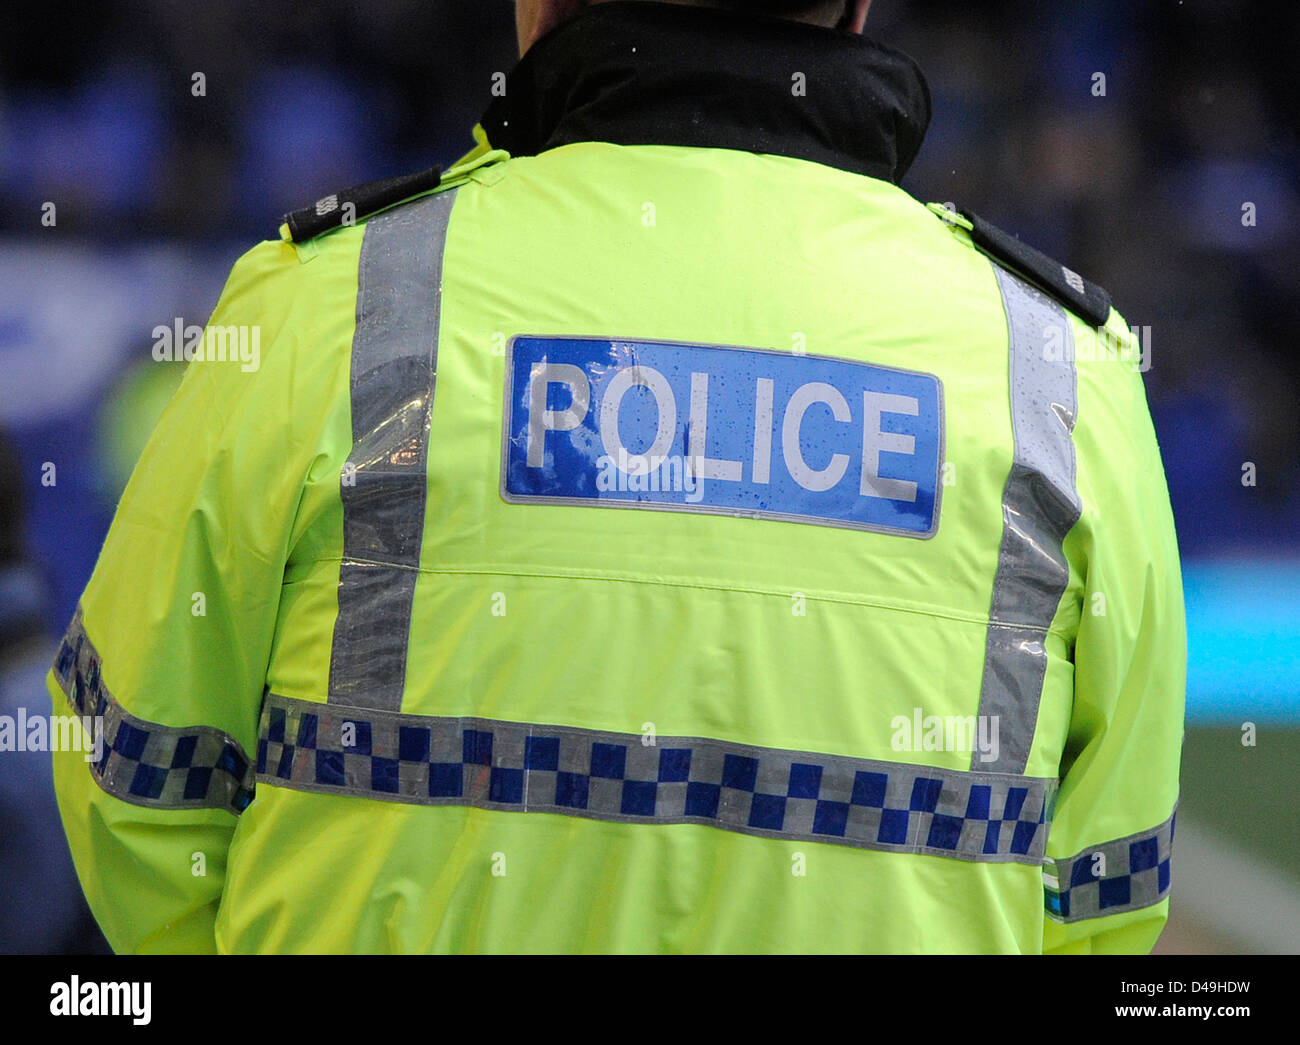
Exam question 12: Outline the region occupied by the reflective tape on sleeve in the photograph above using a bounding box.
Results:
[973,266,1082,774]
[256,691,1058,864]
[1043,809,1176,921]
[50,606,256,815]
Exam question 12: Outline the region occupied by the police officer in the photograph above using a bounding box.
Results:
[50,0,1184,953]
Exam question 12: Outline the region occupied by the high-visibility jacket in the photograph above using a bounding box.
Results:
[49,3,1184,954]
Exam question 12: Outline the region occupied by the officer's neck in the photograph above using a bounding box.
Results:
[480,0,931,185]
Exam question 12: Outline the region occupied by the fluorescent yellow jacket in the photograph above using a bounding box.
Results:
[49,3,1184,954]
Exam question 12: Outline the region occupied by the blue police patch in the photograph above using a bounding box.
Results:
[501,336,944,537]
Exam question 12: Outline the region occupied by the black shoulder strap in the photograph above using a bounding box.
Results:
[283,165,442,243]
[960,208,1112,328]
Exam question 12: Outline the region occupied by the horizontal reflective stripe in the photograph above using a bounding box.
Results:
[51,606,256,815]
[1043,809,1176,922]
[257,692,1057,864]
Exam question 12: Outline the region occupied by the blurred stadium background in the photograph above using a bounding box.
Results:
[0,0,1296,954]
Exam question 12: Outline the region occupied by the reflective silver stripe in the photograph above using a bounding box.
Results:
[974,267,1082,774]
[256,692,1058,864]
[329,189,458,711]
[50,606,256,815]
[1044,808,1176,922]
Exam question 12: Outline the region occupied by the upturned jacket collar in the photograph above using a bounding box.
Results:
[479,1,932,184]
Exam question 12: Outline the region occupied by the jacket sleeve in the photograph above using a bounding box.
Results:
[47,236,336,953]
[1042,310,1186,955]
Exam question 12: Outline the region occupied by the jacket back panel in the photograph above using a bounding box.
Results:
[217,141,1080,953]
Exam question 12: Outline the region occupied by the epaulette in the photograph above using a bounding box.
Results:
[283,165,442,244]
[951,208,1113,328]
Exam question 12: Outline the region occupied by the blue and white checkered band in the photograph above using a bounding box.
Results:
[256,692,1054,863]
[51,607,256,815]
[1044,812,1176,922]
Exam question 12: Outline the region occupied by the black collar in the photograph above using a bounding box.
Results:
[479,1,931,184]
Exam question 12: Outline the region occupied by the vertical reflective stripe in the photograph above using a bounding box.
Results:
[329,189,458,710]
[974,267,1081,774]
